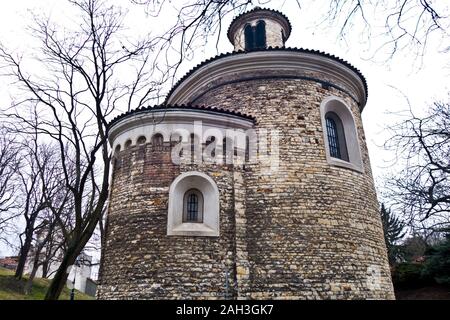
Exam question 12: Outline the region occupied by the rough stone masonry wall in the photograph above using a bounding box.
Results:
[192,76,395,299]
[97,143,240,299]
[98,65,395,300]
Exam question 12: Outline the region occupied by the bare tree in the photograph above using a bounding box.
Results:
[0,128,20,246]
[25,183,74,292]
[14,137,64,280]
[322,0,448,59]
[384,96,450,236]
[0,0,168,299]
[132,0,448,64]
[23,215,66,295]
[132,0,259,78]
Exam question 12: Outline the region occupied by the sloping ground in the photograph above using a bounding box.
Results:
[0,267,94,300]
[395,285,450,300]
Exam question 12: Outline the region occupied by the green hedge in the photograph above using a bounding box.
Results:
[422,236,450,285]
[391,263,433,289]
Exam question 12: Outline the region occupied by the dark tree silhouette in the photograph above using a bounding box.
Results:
[14,139,64,280]
[422,234,450,285]
[0,0,166,299]
[380,203,406,265]
[0,128,20,246]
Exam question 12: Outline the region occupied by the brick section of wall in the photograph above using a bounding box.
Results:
[98,143,240,299]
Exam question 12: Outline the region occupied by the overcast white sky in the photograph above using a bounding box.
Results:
[0,0,448,256]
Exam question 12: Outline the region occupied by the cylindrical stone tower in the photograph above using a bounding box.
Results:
[98,8,395,300]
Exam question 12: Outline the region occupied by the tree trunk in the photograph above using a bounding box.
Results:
[42,261,49,278]
[24,261,39,295]
[44,244,79,300]
[15,229,33,279]
[45,200,105,299]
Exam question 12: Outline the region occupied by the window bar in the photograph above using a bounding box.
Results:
[326,117,341,159]
[187,193,198,221]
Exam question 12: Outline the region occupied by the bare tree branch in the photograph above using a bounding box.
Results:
[384,95,450,235]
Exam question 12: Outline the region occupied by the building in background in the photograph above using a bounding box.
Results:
[25,250,98,297]
[0,256,18,270]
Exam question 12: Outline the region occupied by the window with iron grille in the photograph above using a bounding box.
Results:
[186,193,198,221]
[326,116,341,159]
[320,98,362,171]
[325,112,349,161]
[183,189,203,223]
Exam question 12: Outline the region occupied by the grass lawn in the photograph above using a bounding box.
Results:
[0,267,94,300]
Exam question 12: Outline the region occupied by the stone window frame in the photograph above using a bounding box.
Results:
[167,171,220,237]
[320,96,364,173]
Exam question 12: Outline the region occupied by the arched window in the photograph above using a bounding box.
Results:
[124,139,132,149]
[183,189,203,223]
[244,24,254,51]
[151,133,164,146]
[186,193,198,220]
[255,20,266,49]
[167,171,219,237]
[320,97,363,172]
[114,144,121,154]
[137,136,147,145]
[244,21,267,51]
[325,112,348,161]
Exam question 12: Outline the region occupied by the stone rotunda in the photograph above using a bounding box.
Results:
[98,7,395,300]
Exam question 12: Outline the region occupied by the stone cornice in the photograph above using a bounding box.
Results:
[165,48,368,111]
[108,106,255,144]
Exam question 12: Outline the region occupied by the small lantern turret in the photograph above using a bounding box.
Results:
[227,7,291,51]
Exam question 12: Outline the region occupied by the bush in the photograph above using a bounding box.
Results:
[421,235,450,285]
[392,263,432,289]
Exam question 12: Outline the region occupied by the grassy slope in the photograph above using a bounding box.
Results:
[0,267,94,300]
